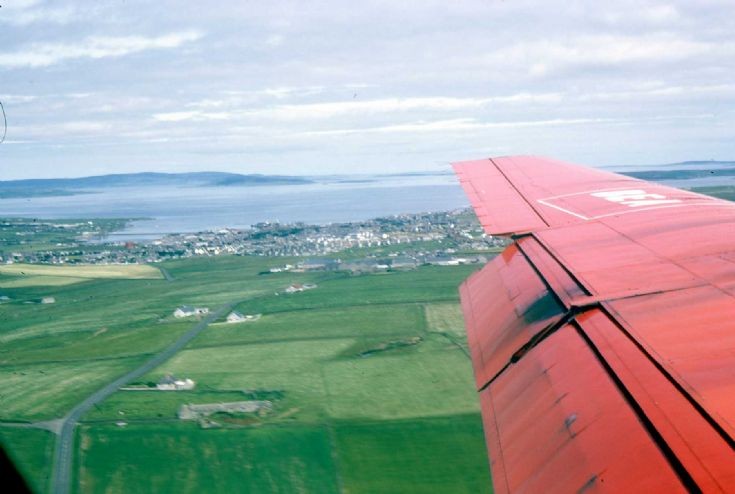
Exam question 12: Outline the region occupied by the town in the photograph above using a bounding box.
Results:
[0,208,506,267]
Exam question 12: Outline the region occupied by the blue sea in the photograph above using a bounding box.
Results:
[0,174,469,241]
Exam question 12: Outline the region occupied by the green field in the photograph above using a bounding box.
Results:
[0,252,492,493]
[334,415,490,494]
[0,357,145,421]
[0,427,54,493]
[75,415,489,494]
[0,275,90,288]
[0,263,162,279]
[76,423,339,494]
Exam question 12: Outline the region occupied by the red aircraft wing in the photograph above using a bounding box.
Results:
[454,156,735,494]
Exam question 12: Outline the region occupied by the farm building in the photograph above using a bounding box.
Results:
[226,311,261,323]
[173,305,209,318]
[178,400,272,420]
[296,258,339,271]
[156,375,196,391]
[284,283,317,294]
[390,257,418,269]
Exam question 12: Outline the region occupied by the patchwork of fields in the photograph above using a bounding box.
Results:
[0,255,492,493]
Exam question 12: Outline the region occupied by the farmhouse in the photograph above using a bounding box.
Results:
[226,311,261,323]
[156,375,196,391]
[173,305,209,318]
[284,282,317,293]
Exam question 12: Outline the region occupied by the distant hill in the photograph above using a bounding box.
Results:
[0,172,313,199]
[620,161,735,181]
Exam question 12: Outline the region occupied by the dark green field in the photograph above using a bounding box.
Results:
[0,427,55,493]
[0,253,492,493]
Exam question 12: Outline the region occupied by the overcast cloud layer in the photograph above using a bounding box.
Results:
[1,0,734,178]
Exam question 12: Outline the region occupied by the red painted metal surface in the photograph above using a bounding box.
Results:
[454,156,727,234]
[454,156,735,493]
[454,158,549,234]
[514,236,588,308]
[578,308,735,491]
[605,287,735,438]
[481,324,686,494]
[459,243,564,389]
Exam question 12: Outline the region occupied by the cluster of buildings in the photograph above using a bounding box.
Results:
[0,218,129,265]
[1,208,505,266]
[268,252,489,275]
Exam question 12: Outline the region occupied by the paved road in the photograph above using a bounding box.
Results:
[0,419,63,434]
[50,301,236,494]
[158,266,174,282]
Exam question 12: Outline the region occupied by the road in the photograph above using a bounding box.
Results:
[50,301,236,494]
[158,266,174,282]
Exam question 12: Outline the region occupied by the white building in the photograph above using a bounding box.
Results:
[284,283,317,294]
[226,311,261,323]
[173,305,209,318]
[156,375,196,391]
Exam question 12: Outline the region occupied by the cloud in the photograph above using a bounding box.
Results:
[0,31,204,68]
[249,93,563,120]
[297,113,715,137]
[575,83,735,102]
[486,34,728,76]
[642,4,680,23]
[599,3,680,26]
[57,121,112,133]
[0,1,98,26]
[150,92,564,126]
[264,34,285,47]
[153,110,233,122]
[4,1,735,176]
[0,94,38,104]
[12,120,114,139]
[1,5,77,25]
[299,117,623,136]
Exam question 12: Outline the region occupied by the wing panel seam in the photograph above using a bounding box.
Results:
[572,320,702,493]
[490,158,550,228]
[599,302,735,449]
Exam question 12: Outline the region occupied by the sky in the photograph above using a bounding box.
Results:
[1,0,734,179]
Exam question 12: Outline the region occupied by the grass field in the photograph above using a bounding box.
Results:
[0,252,493,493]
[197,304,426,348]
[424,302,466,337]
[0,321,193,365]
[0,276,89,288]
[335,415,490,494]
[75,416,490,494]
[76,423,339,494]
[0,357,145,421]
[0,263,162,279]
[323,337,479,420]
[0,427,54,493]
